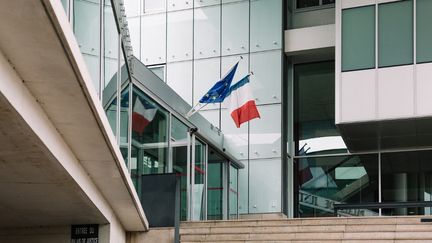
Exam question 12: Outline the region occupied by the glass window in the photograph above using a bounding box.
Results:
[194,6,220,59]
[249,159,281,213]
[378,0,413,68]
[207,148,225,220]
[297,155,379,217]
[192,139,206,220]
[381,150,432,216]
[250,0,282,52]
[238,160,248,214]
[124,0,141,17]
[144,0,166,14]
[127,17,141,60]
[131,87,169,177]
[342,5,375,71]
[141,13,166,65]
[104,4,119,88]
[106,97,118,137]
[171,117,189,220]
[149,65,165,81]
[249,50,282,105]
[167,0,193,11]
[73,0,100,92]
[294,61,347,156]
[167,10,193,62]
[195,0,220,8]
[229,164,239,219]
[297,0,319,8]
[249,104,281,159]
[193,57,221,109]
[221,1,249,56]
[120,88,130,164]
[416,0,432,63]
[166,61,193,105]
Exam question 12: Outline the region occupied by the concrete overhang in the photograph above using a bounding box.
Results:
[338,117,432,153]
[0,0,147,231]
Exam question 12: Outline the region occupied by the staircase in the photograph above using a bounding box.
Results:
[180,216,432,242]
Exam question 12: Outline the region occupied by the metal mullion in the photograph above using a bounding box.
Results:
[168,113,173,173]
[186,132,192,220]
[204,143,208,220]
[378,152,382,216]
[191,134,196,220]
[128,83,133,173]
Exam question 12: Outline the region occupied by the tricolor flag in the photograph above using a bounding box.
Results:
[226,75,260,128]
[132,97,157,134]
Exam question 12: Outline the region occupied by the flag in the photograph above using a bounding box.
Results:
[186,61,239,117]
[132,96,157,134]
[226,75,260,128]
[199,61,239,103]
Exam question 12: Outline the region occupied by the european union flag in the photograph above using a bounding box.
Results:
[198,62,239,104]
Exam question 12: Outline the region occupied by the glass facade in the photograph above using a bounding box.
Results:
[294,61,346,156]
[126,0,283,216]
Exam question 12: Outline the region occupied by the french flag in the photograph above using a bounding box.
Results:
[132,97,157,134]
[226,75,260,128]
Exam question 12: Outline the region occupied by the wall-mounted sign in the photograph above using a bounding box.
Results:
[71,224,99,243]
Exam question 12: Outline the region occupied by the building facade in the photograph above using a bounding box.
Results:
[60,0,432,221]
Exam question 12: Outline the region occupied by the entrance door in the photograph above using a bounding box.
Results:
[170,117,207,221]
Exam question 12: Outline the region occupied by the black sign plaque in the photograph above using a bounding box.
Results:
[71,224,99,243]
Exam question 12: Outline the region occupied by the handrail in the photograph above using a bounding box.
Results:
[334,201,432,216]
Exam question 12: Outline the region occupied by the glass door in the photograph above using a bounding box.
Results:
[191,137,207,221]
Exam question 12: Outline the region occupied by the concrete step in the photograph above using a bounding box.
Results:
[181,216,432,229]
[179,216,432,242]
[181,224,432,235]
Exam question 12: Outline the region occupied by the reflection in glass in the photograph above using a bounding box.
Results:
[381,150,432,216]
[171,117,189,220]
[297,155,378,217]
[294,61,347,156]
[192,139,206,220]
[416,0,432,63]
[207,148,225,220]
[120,88,130,164]
[229,164,238,219]
[131,87,169,197]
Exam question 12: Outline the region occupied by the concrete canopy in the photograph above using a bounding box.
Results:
[0,0,147,231]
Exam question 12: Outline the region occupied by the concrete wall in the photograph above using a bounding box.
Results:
[128,228,174,243]
[0,227,70,243]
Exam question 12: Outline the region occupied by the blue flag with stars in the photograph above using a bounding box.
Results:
[198,62,239,104]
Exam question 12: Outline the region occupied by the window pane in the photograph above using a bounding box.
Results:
[74,0,100,92]
[149,66,165,81]
[250,0,282,52]
[378,0,413,68]
[249,158,281,213]
[166,61,193,105]
[194,6,221,59]
[323,0,335,5]
[342,5,375,71]
[192,139,206,220]
[238,160,248,214]
[131,87,169,177]
[193,57,221,109]
[298,155,379,218]
[120,88,130,164]
[61,0,68,14]
[297,0,319,9]
[207,151,224,220]
[221,1,249,56]
[381,150,432,216]
[294,61,347,156]
[167,10,193,62]
[416,0,432,63]
[104,5,119,88]
[229,165,238,219]
[141,13,166,65]
[128,17,141,60]
[144,0,166,14]
[106,97,118,137]
[124,0,140,17]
